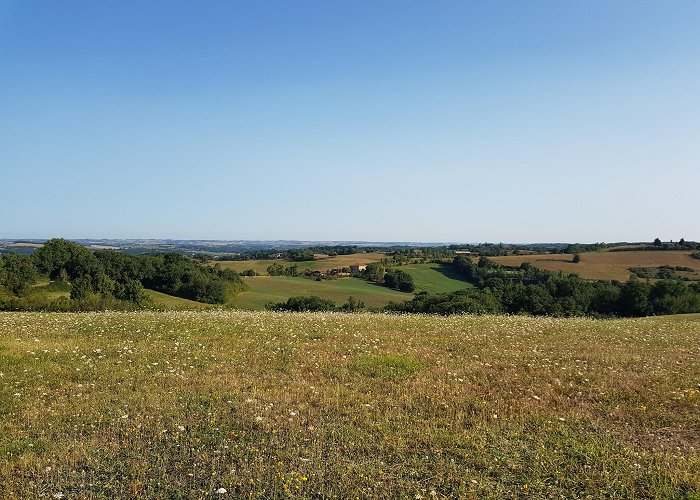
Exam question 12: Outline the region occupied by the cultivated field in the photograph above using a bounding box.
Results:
[491,250,700,281]
[211,252,389,275]
[227,276,410,309]
[1,311,699,498]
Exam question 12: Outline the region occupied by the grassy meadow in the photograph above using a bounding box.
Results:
[397,263,474,294]
[211,252,389,275]
[227,276,410,309]
[1,311,699,498]
[491,250,700,281]
[145,289,213,310]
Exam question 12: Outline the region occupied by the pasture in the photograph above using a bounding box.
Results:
[210,252,389,275]
[227,276,410,309]
[145,289,213,310]
[396,263,474,294]
[491,250,700,281]
[1,311,699,498]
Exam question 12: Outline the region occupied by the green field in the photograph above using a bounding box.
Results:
[1,311,698,498]
[145,289,213,309]
[395,263,473,294]
[228,276,411,309]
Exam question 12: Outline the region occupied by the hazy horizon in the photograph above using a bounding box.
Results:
[2,1,699,242]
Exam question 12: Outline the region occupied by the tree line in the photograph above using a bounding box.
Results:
[386,256,700,317]
[0,239,246,310]
[362,263,415,292]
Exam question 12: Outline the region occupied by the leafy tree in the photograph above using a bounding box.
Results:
[384,269,415,292]
[70,275,94,301]
[0,259,5,289]
[649,279,700,315]
[572,253,581,263]
[363,263,386,283]
[115,279,150,307]
[1,253,38,296]
[267,263,285,276]
[33,238,99,279]
[267,295,336,312]
[618,279,653,317]
[286,249,316,262]
[340,296,364,312]
[653,238,662,246]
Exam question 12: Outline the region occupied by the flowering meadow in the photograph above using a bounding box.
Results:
[1,311,699,498]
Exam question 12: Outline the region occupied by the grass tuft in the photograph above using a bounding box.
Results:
[351,354,422,379]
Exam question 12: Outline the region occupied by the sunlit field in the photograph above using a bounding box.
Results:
[210,252,389,275]
[228,276,410,309]
[1,311,699,498]
[491,250,700,282]
[398,263,475,294]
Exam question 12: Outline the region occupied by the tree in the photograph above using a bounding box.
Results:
[384,269,415,292]
[363,263,386,283]
[572,254,581,263]
[267,295,336,312]
[33,238,98,279]
[115,279,150,308]
[70,275,94,301]
[653,238,662,247]
[1,253,38,296]
[618,279,653,317]
[340,296,364,312]
[267,263,285,276]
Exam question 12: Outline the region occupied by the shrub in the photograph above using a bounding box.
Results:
[266,295,337,312]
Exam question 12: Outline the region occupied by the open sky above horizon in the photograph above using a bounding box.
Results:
[1,1,699,243]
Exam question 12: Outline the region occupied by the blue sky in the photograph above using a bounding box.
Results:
[1,1,698,242]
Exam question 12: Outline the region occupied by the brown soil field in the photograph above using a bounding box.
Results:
[491,250,700,281]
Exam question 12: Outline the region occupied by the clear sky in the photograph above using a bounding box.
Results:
[1,1,699,243]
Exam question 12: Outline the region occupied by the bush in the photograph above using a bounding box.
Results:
[1,253,39,296]
[266,295,336,312]
[384,269,415,292]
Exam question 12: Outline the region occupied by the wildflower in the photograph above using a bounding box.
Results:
[216,487,227,494]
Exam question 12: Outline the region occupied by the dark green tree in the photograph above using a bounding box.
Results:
[1,253,38,296]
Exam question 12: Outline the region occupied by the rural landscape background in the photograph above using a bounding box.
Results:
[1,237,699,497]
[2,0,700,498]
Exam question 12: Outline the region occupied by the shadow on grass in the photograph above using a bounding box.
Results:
[432,263,475,287]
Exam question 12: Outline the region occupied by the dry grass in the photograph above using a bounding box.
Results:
[1,311,699,498]
[491,250,700,281]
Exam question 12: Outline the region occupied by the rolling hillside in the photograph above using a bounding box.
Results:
[211,252,389,275]
[491,250,700,281]
[228,276,410,309]
[395,263,473,294]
